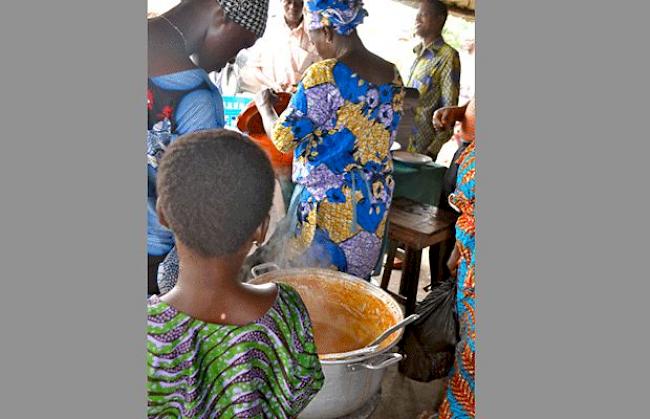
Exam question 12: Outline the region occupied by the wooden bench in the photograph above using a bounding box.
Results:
[380,198,457,315]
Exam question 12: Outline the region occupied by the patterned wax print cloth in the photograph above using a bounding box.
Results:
[147,283,324,418]
[271,59,405,279]
[439,140,476,419]
[406,37,460,158]
[305,0,368,36]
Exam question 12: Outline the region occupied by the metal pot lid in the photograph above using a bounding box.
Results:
[392,150,433,166]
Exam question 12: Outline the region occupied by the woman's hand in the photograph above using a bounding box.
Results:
[433,105,466,131]
[447,244,461,278]
[255,88,281,140]
[254,88,278,111]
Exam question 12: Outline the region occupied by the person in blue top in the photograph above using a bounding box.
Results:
[147,0,270,295]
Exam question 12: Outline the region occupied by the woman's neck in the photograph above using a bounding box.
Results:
[334,31,365,60]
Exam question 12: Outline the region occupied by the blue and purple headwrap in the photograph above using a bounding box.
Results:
[305,0,369,36]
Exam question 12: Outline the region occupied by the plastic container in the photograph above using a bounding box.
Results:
[222,95,254,128]
[236,92,294,170]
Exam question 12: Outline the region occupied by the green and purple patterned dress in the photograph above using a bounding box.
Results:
[147,283,324,418]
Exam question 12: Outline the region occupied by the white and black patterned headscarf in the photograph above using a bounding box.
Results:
[217,0,270,38]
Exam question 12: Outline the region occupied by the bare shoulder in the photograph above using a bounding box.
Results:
[345,52,399,86]
[366,53,399,84]
[214,282,280,326]
[373,54,397,74]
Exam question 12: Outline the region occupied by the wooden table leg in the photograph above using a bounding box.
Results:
[428,243,441,287]
[402,247,422,315]
[381,240,399,290]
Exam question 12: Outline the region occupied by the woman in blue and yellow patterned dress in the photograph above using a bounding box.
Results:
[256,0,405,280]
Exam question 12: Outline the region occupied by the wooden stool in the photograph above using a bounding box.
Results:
[380,198,456,315]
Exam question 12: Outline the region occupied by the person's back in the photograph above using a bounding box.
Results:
[341,47,396,87]
[252,0,407,280]
[268,56,404,278]
[147,130,323,418]
[148,284,321,418]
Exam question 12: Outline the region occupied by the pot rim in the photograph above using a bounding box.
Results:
[248,267,405,365]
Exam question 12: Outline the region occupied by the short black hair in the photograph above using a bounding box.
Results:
[425,0,449,22]
[157,129,275,257]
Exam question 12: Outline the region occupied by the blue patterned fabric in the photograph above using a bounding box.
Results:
[269,59,405,280]
[305,0,368,36]
[439,141,475,419]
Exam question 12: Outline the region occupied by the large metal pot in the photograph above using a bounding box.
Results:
[249,266,405,419]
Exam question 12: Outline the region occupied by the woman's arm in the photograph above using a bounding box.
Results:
[255,61,339,154]
[447,243,461,278]
[255,89,280,140]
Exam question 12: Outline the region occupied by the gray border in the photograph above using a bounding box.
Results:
[1,0,145,416]
[478,1,649,418]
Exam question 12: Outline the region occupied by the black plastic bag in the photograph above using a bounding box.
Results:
[398,277,459,382]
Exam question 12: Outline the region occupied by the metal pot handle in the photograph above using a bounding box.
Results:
[367,314,420,347]
[347,353,403,372]
[251,262,280,278]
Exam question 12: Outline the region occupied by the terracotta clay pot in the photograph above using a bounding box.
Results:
[236,92,294,169]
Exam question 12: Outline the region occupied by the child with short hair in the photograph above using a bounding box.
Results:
[147,129,324,418]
